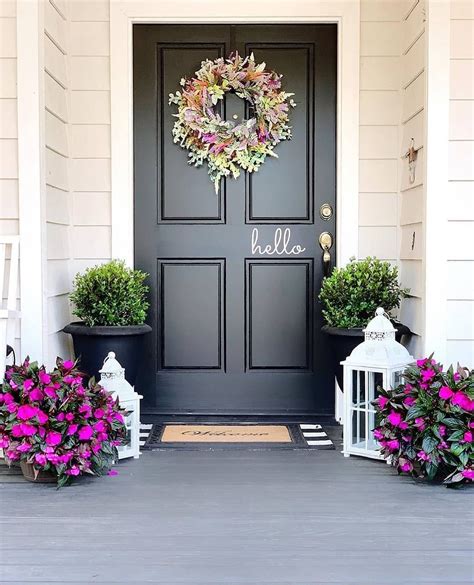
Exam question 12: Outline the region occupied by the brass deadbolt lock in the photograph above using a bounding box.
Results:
[320,203,333,220]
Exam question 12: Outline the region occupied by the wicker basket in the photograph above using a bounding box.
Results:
[20,461,57,484]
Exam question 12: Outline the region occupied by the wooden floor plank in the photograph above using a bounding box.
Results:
[0,431,473,584]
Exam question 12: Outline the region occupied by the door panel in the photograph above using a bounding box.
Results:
[133,24,337,415]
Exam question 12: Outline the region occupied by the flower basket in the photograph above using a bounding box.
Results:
[20,461,56,483]
[0,358,127,487]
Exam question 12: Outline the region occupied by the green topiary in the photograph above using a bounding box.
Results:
[70,260,150,327]
[318,257,409,329]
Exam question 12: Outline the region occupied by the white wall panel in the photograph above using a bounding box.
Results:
[0,139,18,178]
[449,141,474,181]
[360,125,398,159]
[359,91,399,125]
[0,59,16,98]
[447,300,474,340]
[70,158,110,191]
[401,33,424,87]
[446,221,474,260]
[359,192,398,226]
[70,56,110,90]
[447,340,474,368]
[0,17,16,58]
[73,192,110,225]
[71,124,110,158]
[450,100,474,140]
[0,98,17,138]
[360,57,400,90]
[46,185,70,225]
[402,71,424,122]
[70,90,110,124]
[400,259,423,297]
[447,181,474,220]
[360,159,398,192]
[400,185,424,225]
[0,179,18,218]
[450,20,474,59]
[400,223,423,260]
[69,0,109,22]
[72,226,111,258]
[70,22,109,56]
[358,226,398,259]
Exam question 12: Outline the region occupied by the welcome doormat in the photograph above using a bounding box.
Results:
[140,423,334,450]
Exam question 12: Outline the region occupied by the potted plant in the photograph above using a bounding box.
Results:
[0,358,127,487]
[373,357,474,486]
[319,257,410,388]
[63,260,151,384]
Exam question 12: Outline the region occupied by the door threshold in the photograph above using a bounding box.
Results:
[141,411,338,425]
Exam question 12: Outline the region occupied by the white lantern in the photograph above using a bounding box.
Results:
[99,352,142,460]
[341,308,414,459]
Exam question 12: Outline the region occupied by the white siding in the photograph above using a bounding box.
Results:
[44,0,73,366]
[359,2,401,265]
[398,0,426,356]
[0,3,20,355]
[447,0,474,367]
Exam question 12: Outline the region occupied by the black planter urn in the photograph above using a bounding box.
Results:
[63,322,152,385]
[322,322,412,390]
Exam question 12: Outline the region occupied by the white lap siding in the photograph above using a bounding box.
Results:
[0,1,20,356]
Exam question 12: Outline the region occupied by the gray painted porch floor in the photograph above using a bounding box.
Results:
[1,427,473,585]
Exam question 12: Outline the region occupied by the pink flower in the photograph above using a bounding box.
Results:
[94,408,105,419]
[19,423,37,437]
[16,442,31,453]
[439,440,448,450]
[58,453,73,464]
[403,396,416,407]
[57,412,65,422]
[462,431,473,444]
[377,396,389,409]
[453,372,461,382]
[38,371,51,385]
[461,469,474,480]
[38,426,45,438]
[63,360,74,370]
[386,439,400,451]
[46,453,60,464]
[67,424,78,435]
[44,386,57,399]
[399,461,413,473]
[79,404,91,418]
[416,358,428,367]
[45,431,62,446]
[112,412,124,424]
[399,421,409,430]
[78,425,93,441]
[404,383,413,393]
[91,443,102,454]
[421,369,436,382]
[7,402,17,413]
[387,411,403,427]
[66,466,80,476]
[439,386,453,400]
[0,436,9,448]
[93,421,106,433]
[438,425,446,437]
[414,417,426,431]
[373,429,384,440]
[34,453,47,466]
[107,469,118,476]
[451,392,474,411]
[29,387,43,401]
[23,379,34,391]
[417,450,430,461]
[65,412,74,422]
[3,393,14,404]
[6,450,19,461]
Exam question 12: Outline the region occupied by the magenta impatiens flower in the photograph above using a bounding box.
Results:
[38,371,51,385]
[17,404,38,420]
[23,379,34,391]
[439,386,453,400]
[399,461,412,472]
[16,442,32,453]
[421,369,436,382]
[78,425,93,441]
[386,439,400,451]
[34,453,47,466]
[387,411,403,427]
[403,396,416,408]
[462,431,473,444]
[461,469,474,480]
[62,360,74,370]
[29,387,43,401]
[45,431,62,446]
[416,450,430,461]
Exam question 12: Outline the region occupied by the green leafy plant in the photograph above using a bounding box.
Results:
[318,257,408,328]
[70,260,149,327]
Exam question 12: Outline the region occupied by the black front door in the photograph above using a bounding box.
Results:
[133,24,336,415]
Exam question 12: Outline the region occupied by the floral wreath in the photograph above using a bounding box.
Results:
[169,53,296,192]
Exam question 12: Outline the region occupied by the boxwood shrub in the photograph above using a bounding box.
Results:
[70,260,149,327]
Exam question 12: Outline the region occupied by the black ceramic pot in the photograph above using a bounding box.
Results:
[322,322,412,390]
[63,322,152,385]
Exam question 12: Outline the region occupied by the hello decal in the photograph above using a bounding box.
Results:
[251,227,306,256]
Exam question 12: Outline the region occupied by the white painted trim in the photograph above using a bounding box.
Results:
[423,1,450,363]
[110,0,360,267]
[17,0,47,361]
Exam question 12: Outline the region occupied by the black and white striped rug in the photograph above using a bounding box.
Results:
[139,422,334,450]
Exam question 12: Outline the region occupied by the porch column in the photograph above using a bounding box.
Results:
[16,0,47,361]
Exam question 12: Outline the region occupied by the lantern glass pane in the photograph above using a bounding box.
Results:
[391,369,403,389]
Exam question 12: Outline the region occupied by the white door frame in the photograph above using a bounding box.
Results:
[110,0,360,266]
